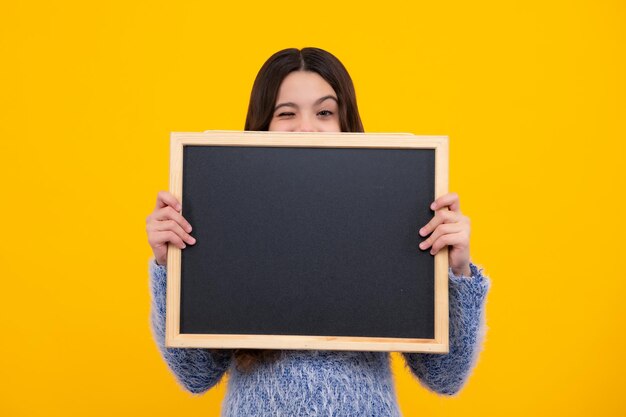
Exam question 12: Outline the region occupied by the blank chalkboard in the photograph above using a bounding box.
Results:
[166,131,449,352]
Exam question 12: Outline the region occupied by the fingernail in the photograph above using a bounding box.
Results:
[419,242,425,249]
[176,204,182,211]
[430,250,435,255]
[430,202,436,210]
[419,228,425,236]
[182,244,186,249]
[187,225,192,232]
[190,237,196,244]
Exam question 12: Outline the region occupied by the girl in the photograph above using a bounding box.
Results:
[146,47,490,416]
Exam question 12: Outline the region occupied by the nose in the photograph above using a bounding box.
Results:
[296,115,316,132]
[297,125,315,132]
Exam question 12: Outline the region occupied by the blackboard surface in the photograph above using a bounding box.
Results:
[180,145,436,339]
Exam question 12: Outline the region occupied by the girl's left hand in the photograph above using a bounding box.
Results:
[418,192,471,277]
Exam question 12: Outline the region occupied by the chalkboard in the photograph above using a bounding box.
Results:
[166,131,449,352]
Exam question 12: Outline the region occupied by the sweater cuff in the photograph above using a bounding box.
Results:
[149,257,168,298]
[150,257,167,276]
[448,262,491,304]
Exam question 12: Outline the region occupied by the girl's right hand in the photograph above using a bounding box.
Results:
[146,191,196,266]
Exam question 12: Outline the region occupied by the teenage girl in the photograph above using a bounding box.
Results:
[146,47,490,416]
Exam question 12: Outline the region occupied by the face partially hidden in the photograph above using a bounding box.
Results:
[268,71,341,132]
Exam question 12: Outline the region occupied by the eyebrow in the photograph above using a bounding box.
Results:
[274,95,338,112]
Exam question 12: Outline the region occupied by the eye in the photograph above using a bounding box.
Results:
[277,112,295,117]
[318,110,334,117]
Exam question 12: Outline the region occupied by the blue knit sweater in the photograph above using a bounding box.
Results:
[149,259,490,416]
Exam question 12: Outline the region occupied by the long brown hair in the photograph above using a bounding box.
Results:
[235,47,364,372]
[244,47,364,132]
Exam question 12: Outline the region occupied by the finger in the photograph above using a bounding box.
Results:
[148,230,187,250]
[419,223,461,250]
[430,232,467,255]
[150,219,196,245]
[152,206,193,233]
[156,190,182,212]
[419,210,459,237]
[431,192,460,212]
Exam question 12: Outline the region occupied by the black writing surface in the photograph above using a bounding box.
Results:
[178,145,436,340]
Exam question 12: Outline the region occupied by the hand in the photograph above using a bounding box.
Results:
[418,192,471,277]
[146,191,196,266]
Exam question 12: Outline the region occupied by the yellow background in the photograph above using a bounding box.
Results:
[1,0,625,415]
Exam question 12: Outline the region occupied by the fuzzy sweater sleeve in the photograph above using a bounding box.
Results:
[402,262,490,396]
[149,258,232,394]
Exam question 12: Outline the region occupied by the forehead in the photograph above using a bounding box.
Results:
[276,71,337,103]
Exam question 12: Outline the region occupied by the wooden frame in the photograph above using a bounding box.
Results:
[166,131,449,353]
